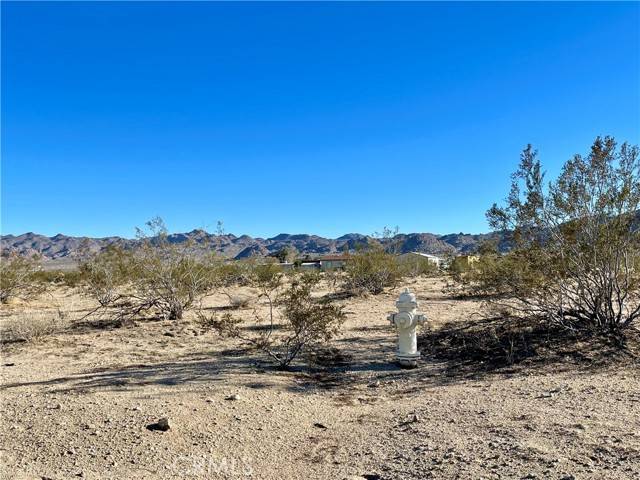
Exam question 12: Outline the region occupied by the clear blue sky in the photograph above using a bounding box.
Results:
[2,2,639,239]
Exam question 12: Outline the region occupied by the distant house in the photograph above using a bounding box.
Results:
[398,252,444,267]
[298,261,321,270]
[295,254,350,271]
[317,254,350,270]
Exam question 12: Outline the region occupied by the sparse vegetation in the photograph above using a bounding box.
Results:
[399,255,440,278]
[31,269,84,288]
[480,137,640,334]
[1,309,66,343]
[0,254,45,304]
[203,272,345,368]
[79,218,218,322]
[343,247,403,295]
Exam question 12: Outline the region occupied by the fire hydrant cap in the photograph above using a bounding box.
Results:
[396,288,418,310]
[398,288,416,304]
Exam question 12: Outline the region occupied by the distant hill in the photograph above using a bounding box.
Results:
[1,229,508,268]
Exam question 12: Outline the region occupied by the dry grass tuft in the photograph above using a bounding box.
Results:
[1,310,66,343]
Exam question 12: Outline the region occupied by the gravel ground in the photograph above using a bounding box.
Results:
[1,278,638,479]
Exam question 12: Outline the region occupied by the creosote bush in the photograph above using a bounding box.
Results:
[468,136,640,334]
[79,218,218,322]
[32,269,84,288]
[343,247,403,295]
[0,254,46,304]
[202,272,345,368]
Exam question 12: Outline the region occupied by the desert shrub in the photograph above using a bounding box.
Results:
[227,294,251,309]
[79,218,218,322]
[215,261,249,287]
[0,254,45,304]
[482,136,640,333]
[202,272,345,368]
[269,246,297,263]
[323,268,343,292]
[32,269,84,288]
[129,227,217,320]
[343,247,403,295]
[1,309,66,343]
[79,245,132,307]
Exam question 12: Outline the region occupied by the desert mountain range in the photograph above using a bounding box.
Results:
[1,230,510,266]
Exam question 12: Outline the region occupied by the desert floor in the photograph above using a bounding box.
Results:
[1,277,639,480]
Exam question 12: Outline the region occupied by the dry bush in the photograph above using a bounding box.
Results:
[201,272,345,368]
[224,293,252,309]
[481,137,640,334]
[0,254,46,304]
[1,310,66,343]
[79,245,132,307]
[79,218,218,322]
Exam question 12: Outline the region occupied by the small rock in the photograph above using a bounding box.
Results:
[163,332,176,337]
[225,394,241,401]
[147,417,170,432]
[313,422,328,429]
[205,398,214,403]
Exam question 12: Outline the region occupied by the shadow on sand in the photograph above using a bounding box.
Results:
[2,314,637,397]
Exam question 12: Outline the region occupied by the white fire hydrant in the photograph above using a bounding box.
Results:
[388,289,427,368]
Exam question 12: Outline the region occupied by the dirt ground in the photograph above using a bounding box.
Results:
[1,278,639,480]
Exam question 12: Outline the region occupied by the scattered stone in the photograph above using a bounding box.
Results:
[147,417,170,432]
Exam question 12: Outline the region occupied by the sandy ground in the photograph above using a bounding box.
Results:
[1,278,639,480]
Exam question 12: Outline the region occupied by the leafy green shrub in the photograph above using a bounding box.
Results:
[343,247,402,295]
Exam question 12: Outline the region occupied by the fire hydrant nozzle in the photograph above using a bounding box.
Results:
[388,288,427,368]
